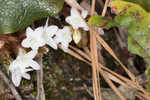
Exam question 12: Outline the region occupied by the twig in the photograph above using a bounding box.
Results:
[36,57,45,100]
[65,0,84,11]
[0,69,22,100]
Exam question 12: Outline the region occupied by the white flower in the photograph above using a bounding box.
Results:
[54,26,72,52]
[9,49,40,87]
[22,18,58,50]
[42,18,58,49]
[21,27,46,50]
[65,8,89,31]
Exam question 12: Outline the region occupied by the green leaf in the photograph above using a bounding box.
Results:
[124,0,150,12]
[110,0,150,56]
[128,34,149,57]
[88,16,107,26]
[0,0,64,34]
[88,15,116,29]
[109,0,150,91]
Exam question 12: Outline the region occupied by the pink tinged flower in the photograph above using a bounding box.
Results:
[65,8,89,31]
[9,49,40,87]
[54,26,72,52]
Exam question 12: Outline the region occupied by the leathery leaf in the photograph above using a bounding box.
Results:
[0,0,64,34]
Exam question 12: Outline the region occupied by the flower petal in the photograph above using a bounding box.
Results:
[46,25,58,37]
[71,8,79,16]
[21,38,31,48]
[78,21,89,31]
[65,16,73,25]
[66,16,81,30]
[81,10,88,18]
[24,68,33,72]
[44,17,49,29]
[46,38,58,50]
[9,61,17,71]
[61,43,69,52]
[12,73,22,87]
[34,27,44,36]
[26,27,34,36]
[24,50,38,59]
[29,60,40,70]
[83,25,89,31]
[22,73,31,80]
[31,39,46,50]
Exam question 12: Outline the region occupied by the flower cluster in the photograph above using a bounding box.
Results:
[9,7,90,87]
[9,49,40,86]
[21,18,72,52]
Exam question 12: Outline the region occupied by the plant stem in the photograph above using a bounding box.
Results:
[36,56,45,100]
[0,69,22,100]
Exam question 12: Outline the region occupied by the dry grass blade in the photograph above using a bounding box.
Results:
[95,33,136,81]
[95,33,150,98]
[98,67,126,100]
[69,46,91,62]
[67,48,90,65]
[100,64,150,99]
[65,0,81,10]
[101,0,110,17]
[136,94,146,100]
[136,92,150,100]
[67,45,150,99]
[90,27,101,100]
[90,0,102,99]
[68,45,150,99]
[101,63,149,95]
[70,46,130,89]
[106,72,128,87]
[70,45,130,88]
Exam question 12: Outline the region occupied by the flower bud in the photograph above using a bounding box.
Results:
[73,29,82,44]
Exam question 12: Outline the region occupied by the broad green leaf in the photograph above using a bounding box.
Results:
[109,0,150,57]
[0,0,64,34]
